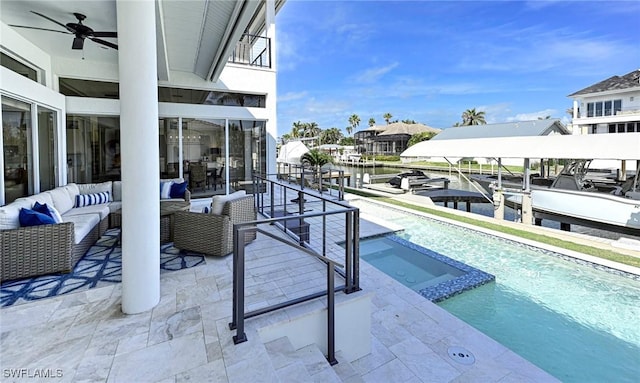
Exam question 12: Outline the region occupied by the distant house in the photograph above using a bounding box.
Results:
[429,119,569,166]
[354,122,441,155]
[568,69,640,135]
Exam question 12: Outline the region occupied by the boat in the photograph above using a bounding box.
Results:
[400,134,640,235]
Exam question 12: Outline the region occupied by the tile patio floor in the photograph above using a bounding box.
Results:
[0,196,559,383]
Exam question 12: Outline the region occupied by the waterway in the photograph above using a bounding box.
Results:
[333,164,640,241]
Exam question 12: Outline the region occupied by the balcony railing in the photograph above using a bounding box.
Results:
[228,34,271,68]
[230,174,360,365]
[578,106,640,119]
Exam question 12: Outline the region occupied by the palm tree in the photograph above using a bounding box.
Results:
[461,108,486,125]
[291,121,303,138]
[401,119,417,124]
[300,149,333,190]
[347,114,360,136]
[320,127,343,145]
[383,112,393,124]
[537,115,551,120]
[368,117,376,127]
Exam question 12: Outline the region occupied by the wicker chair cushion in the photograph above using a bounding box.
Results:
[211,191,246,215]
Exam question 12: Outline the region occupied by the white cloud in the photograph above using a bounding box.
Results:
[353,62,399,83]
[505,109,559,122]
[279,91,308,102]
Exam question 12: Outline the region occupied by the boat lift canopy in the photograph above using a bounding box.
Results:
[400,133,640,160]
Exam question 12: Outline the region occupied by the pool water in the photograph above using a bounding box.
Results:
[353,199,640,383]
[358,235,494,301]
[360,236,464,290]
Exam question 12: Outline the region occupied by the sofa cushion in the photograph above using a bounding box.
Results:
[113,181,122,201]
[62,214,100,244]
[0,199,33,230]
[78,181,113,202]
[64,183,80,202]
[211,191,246,215]
[63,204,111,221]
[75,191,110,207]
[109,201,122,213]
[19,208,56,227]
[22,193,54,207]
[44,187,75,214]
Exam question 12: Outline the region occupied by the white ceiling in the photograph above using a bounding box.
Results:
[1,0,261,81]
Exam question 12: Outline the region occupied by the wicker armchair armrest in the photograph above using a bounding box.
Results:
[1,222,74,282]
[173,211,232,256]
[223,195,257,243]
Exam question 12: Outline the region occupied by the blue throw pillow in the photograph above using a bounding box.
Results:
[19,208,56,227]
[33,201,54,219]
[33,202,63,223]
[170,181,187,199]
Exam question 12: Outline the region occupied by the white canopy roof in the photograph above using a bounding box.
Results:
[277,141,309,164]
[401,133,640,160]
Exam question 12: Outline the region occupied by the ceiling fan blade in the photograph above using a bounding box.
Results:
[90,37,118,50]
[30,11,74,33]
[72,36,85,50]
[91,31,117,38]
[9,25,71,34]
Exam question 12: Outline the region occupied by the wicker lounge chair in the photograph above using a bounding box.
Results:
[173,194,256,256]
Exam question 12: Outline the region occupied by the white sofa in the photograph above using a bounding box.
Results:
[0,179,190,281]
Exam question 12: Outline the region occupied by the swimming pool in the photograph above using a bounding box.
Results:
[358,235,494,301]
[352,199,640,383]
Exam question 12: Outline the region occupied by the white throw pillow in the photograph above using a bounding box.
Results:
[160,181,173,199]
[47,205,64,223]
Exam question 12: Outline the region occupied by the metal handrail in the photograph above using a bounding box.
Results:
[229,175,360,365]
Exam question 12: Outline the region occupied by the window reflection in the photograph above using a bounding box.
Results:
[2,97,33,203]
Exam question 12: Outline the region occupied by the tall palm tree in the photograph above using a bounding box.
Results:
[383,112,393,124]
[368,117,376,127]
[461,108,486,125]
[347,114,360,136]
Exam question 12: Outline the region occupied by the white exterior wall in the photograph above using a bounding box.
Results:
[1,17,279,180]
[571,88,640,134]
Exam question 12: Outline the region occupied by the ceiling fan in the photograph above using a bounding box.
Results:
[10,11,118,50]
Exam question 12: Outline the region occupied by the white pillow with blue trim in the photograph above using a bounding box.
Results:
[160,181,173,199]
[76,191,110,207]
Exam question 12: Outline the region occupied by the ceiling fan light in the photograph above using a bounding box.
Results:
[72,36,84,50]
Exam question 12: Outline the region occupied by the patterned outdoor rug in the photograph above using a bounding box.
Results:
[0,229,206,307]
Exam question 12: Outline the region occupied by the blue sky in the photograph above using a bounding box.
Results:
[275,0,640,137]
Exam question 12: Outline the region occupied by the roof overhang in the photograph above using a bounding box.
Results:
[400,133,640,160]
[0,0,266,83]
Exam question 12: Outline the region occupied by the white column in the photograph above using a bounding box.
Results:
[265,0,278,176]
[117,0,160,314]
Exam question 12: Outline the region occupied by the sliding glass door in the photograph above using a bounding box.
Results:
[2,97,33,203]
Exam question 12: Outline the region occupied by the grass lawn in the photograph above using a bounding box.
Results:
[347,188,640,269]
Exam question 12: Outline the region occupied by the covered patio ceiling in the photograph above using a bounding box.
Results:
[0,0,264,82]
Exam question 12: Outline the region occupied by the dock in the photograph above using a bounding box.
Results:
[413,189,490,212]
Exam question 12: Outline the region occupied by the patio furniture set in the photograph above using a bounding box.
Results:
[0,180,256,282]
